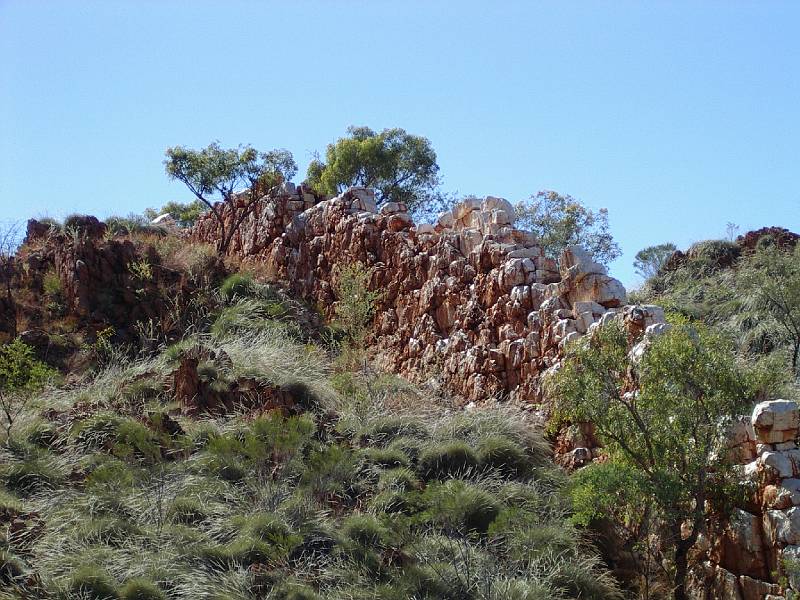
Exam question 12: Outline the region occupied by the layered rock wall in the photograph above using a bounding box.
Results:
[193,187,639,404]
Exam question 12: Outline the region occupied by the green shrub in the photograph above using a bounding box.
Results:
[224,536,278,566]
[477,435,530,477]
[237,513,292,541]
[302,445,361,502]
[219,273,256,302]
[687,239,741,270]
[168,497,207,525]
[360,447,409,469]
[417,441,478,480]
[23,420,60,449]
[357,416,428,447]
[211,300,298,339]
[1,458,62,493]
[119,578,166,600]
[270,582,320,600]
[42,269,63,298]
[423,480,501,534]
[377,467,420,492]
[85,457,136,490]
[386,436,425,462]
[79,516,140,546]
[69,566,119,599]
[341,514,392,549]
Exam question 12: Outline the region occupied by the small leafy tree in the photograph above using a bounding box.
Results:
[0,339,54,440]
[514,191,621,266]
[634,243,677,281]
[550,319,778,600]
[144,199,208,228]
[306,126,440,212]
[333,263,382,351]
[165,142,297,254]
[737,245,800,374]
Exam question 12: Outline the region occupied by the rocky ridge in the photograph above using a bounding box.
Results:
[193,186,642,406]
[192,186,800,599]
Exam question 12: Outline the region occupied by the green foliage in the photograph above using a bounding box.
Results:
[0,339,53,396]
[633,243,677,281]
[550,318,781,597]
[305,125,440,211]
[164,142,297,254]
[568,461,651,529]
[144,199,208,228]
[417,441,479,480]
[218,272,256,302]
[69,566,119,599]
[42,268,63,297]
[0,339,54,439]
[687,239,741,269]
[477,436,531,478]
[737,245,800,374]
[514,190,621,266]
[105,214,159,236]
[128,259,153,283]
[168,496,208,525]
[119,579,165,600]
[422,479,501,534]
[333,263,382,350]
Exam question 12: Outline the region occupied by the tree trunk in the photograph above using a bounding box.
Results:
[672,518,700,600]
[673,540,689,600]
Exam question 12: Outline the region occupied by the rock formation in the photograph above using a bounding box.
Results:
[193,186,638,405]
[191,186,800,598]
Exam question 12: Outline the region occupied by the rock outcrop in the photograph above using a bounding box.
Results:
[689,399,800,599]
[193,187,638,404]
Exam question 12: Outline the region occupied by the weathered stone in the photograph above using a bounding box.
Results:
[753,400,800,444]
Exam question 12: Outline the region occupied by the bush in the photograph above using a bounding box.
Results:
[360,447,410,469]
[168,497,207,525]
[377,467,420,492]
[219,273,256,302]
[270,582,321,600]
[69,566,119,599]
[224,535,279,566]
[417,441,479,480]
[687,239,741,270]
[341,514,392,549]
[1,458,62,493]
[119,579,166,600]
[357,415,428,447]
[423,480,501,534]
[477,435,531,477]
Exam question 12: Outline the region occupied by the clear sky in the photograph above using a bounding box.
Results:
[1,1,798,288]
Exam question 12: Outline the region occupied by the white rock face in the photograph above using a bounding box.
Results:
[752,400,800,444]
[559,245,607,277]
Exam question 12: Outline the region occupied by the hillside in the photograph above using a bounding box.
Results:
[0,209,622,599]
[1,190,799,600]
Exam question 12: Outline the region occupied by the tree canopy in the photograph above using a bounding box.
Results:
[164,142,297,254]
[634,243,677,281]
[550,319,781,599]
[0,339,54,439]
[514,191,621,266]
[305,126,440,211]
[144,200,208,228]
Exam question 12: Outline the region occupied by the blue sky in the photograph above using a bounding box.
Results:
[1,1,798,288]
